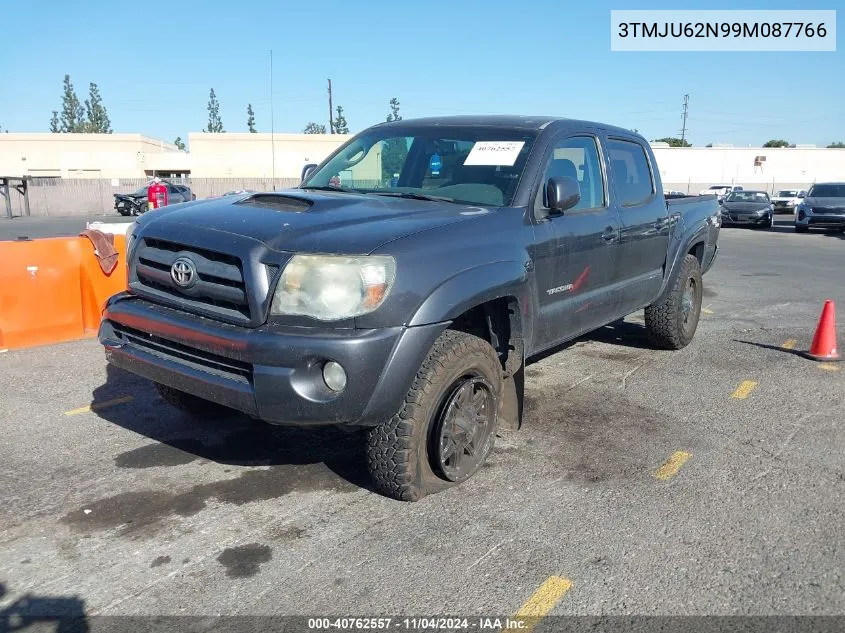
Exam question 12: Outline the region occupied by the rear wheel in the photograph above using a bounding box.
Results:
[644,254,703,350]
[155,383,236,420]
[366,330,503,501]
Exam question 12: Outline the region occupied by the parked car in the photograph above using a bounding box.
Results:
[113,181,195,216]
[698,184,743,204]
[719,190,774,229]
[794,182,845,233]
[98,115,720,501]
[771,188,807,214]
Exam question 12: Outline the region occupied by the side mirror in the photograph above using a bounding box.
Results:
[547,176,581,213]
[300,163,318,183]
[798,193,806,198]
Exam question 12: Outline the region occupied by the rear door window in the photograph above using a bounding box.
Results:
[607,139,655,206]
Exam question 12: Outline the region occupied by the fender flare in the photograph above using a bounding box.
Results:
[407,260,529,327]
[655,223,710,303]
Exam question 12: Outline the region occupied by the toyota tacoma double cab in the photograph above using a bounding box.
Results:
[98,115,721,501]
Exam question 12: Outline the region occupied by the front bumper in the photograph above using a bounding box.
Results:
[720,211,771,226]
[98,293,447,426]
[795,212,845,228]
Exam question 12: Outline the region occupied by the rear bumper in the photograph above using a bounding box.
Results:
[98,293,447,426]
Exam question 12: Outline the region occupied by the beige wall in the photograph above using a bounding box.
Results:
[187,132,351,178]
[0,133,184,179]
[2,132,844,187]
[650,147,845,186]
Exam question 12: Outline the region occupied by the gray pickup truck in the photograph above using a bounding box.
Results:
[99,115,720,501]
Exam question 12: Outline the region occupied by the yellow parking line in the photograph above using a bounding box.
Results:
[819,363,840,372]
[64,396,134,416]
[782,339,797,349]
[512,576,573,632]
[731,380,759,399]
[654,451,692,480]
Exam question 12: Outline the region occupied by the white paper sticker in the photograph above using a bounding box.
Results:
[463,141,525,166]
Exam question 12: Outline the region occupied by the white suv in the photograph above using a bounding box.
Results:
[770,189,806,214]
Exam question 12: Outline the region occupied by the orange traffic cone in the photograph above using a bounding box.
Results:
[804,300,841,361]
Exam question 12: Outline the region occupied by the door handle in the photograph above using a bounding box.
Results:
[601,227,618,243]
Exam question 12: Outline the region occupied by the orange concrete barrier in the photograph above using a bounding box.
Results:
[0,233,127,351]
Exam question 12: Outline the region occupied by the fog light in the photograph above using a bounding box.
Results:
[322,361,347,392]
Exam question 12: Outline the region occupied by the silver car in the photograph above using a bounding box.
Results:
[794,182,845,233]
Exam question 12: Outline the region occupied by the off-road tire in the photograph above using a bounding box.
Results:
[365,330,503,502]
[644,254,703,350]
[155,382,236,420]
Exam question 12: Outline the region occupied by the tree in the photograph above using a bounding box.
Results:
[652,137,691,147]
[49,111,60,133]
[173,137,186,151]
[386,97,402,122]
[333,105,349,134]
[827,142,845,148]
[763,139,789,148]
[303,122,327,134]
[247,103,256,133]
[83,82,112,133]
[204,88,225,133]
[382,98,406,182]
[59,74,85,133]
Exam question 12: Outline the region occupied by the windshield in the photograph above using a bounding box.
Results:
[132,185,149,196]
[776,190,798,197]
[726,191,769,202]
[301,126,538,207]
[808,184,845,198]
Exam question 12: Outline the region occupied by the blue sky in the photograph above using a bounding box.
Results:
[0,0,841,148]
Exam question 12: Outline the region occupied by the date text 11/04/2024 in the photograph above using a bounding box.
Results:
[307,617,529,630]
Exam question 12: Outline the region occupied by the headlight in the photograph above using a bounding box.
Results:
[271,254,396,320]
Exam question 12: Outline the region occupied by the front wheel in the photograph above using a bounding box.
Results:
[366,330,503,501]
[644,254,703,350]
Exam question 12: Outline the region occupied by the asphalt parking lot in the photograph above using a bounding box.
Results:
[1,217,843,626]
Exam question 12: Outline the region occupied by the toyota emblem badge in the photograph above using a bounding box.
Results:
[170,257,197,288]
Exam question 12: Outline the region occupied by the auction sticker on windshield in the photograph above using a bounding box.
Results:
[463,141,525,166]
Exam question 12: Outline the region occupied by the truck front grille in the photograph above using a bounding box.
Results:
[132,238,252,324]
[110,322,253,385]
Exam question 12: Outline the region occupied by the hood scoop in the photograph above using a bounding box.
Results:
[234,193,313,213]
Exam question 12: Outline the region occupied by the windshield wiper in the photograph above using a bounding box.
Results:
[299,185,359,193]
[369,192,455,203]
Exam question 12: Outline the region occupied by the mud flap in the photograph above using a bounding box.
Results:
[498,362,524,431]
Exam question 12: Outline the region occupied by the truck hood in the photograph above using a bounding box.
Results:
[136,190,496,254]
[804,197,845,212]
